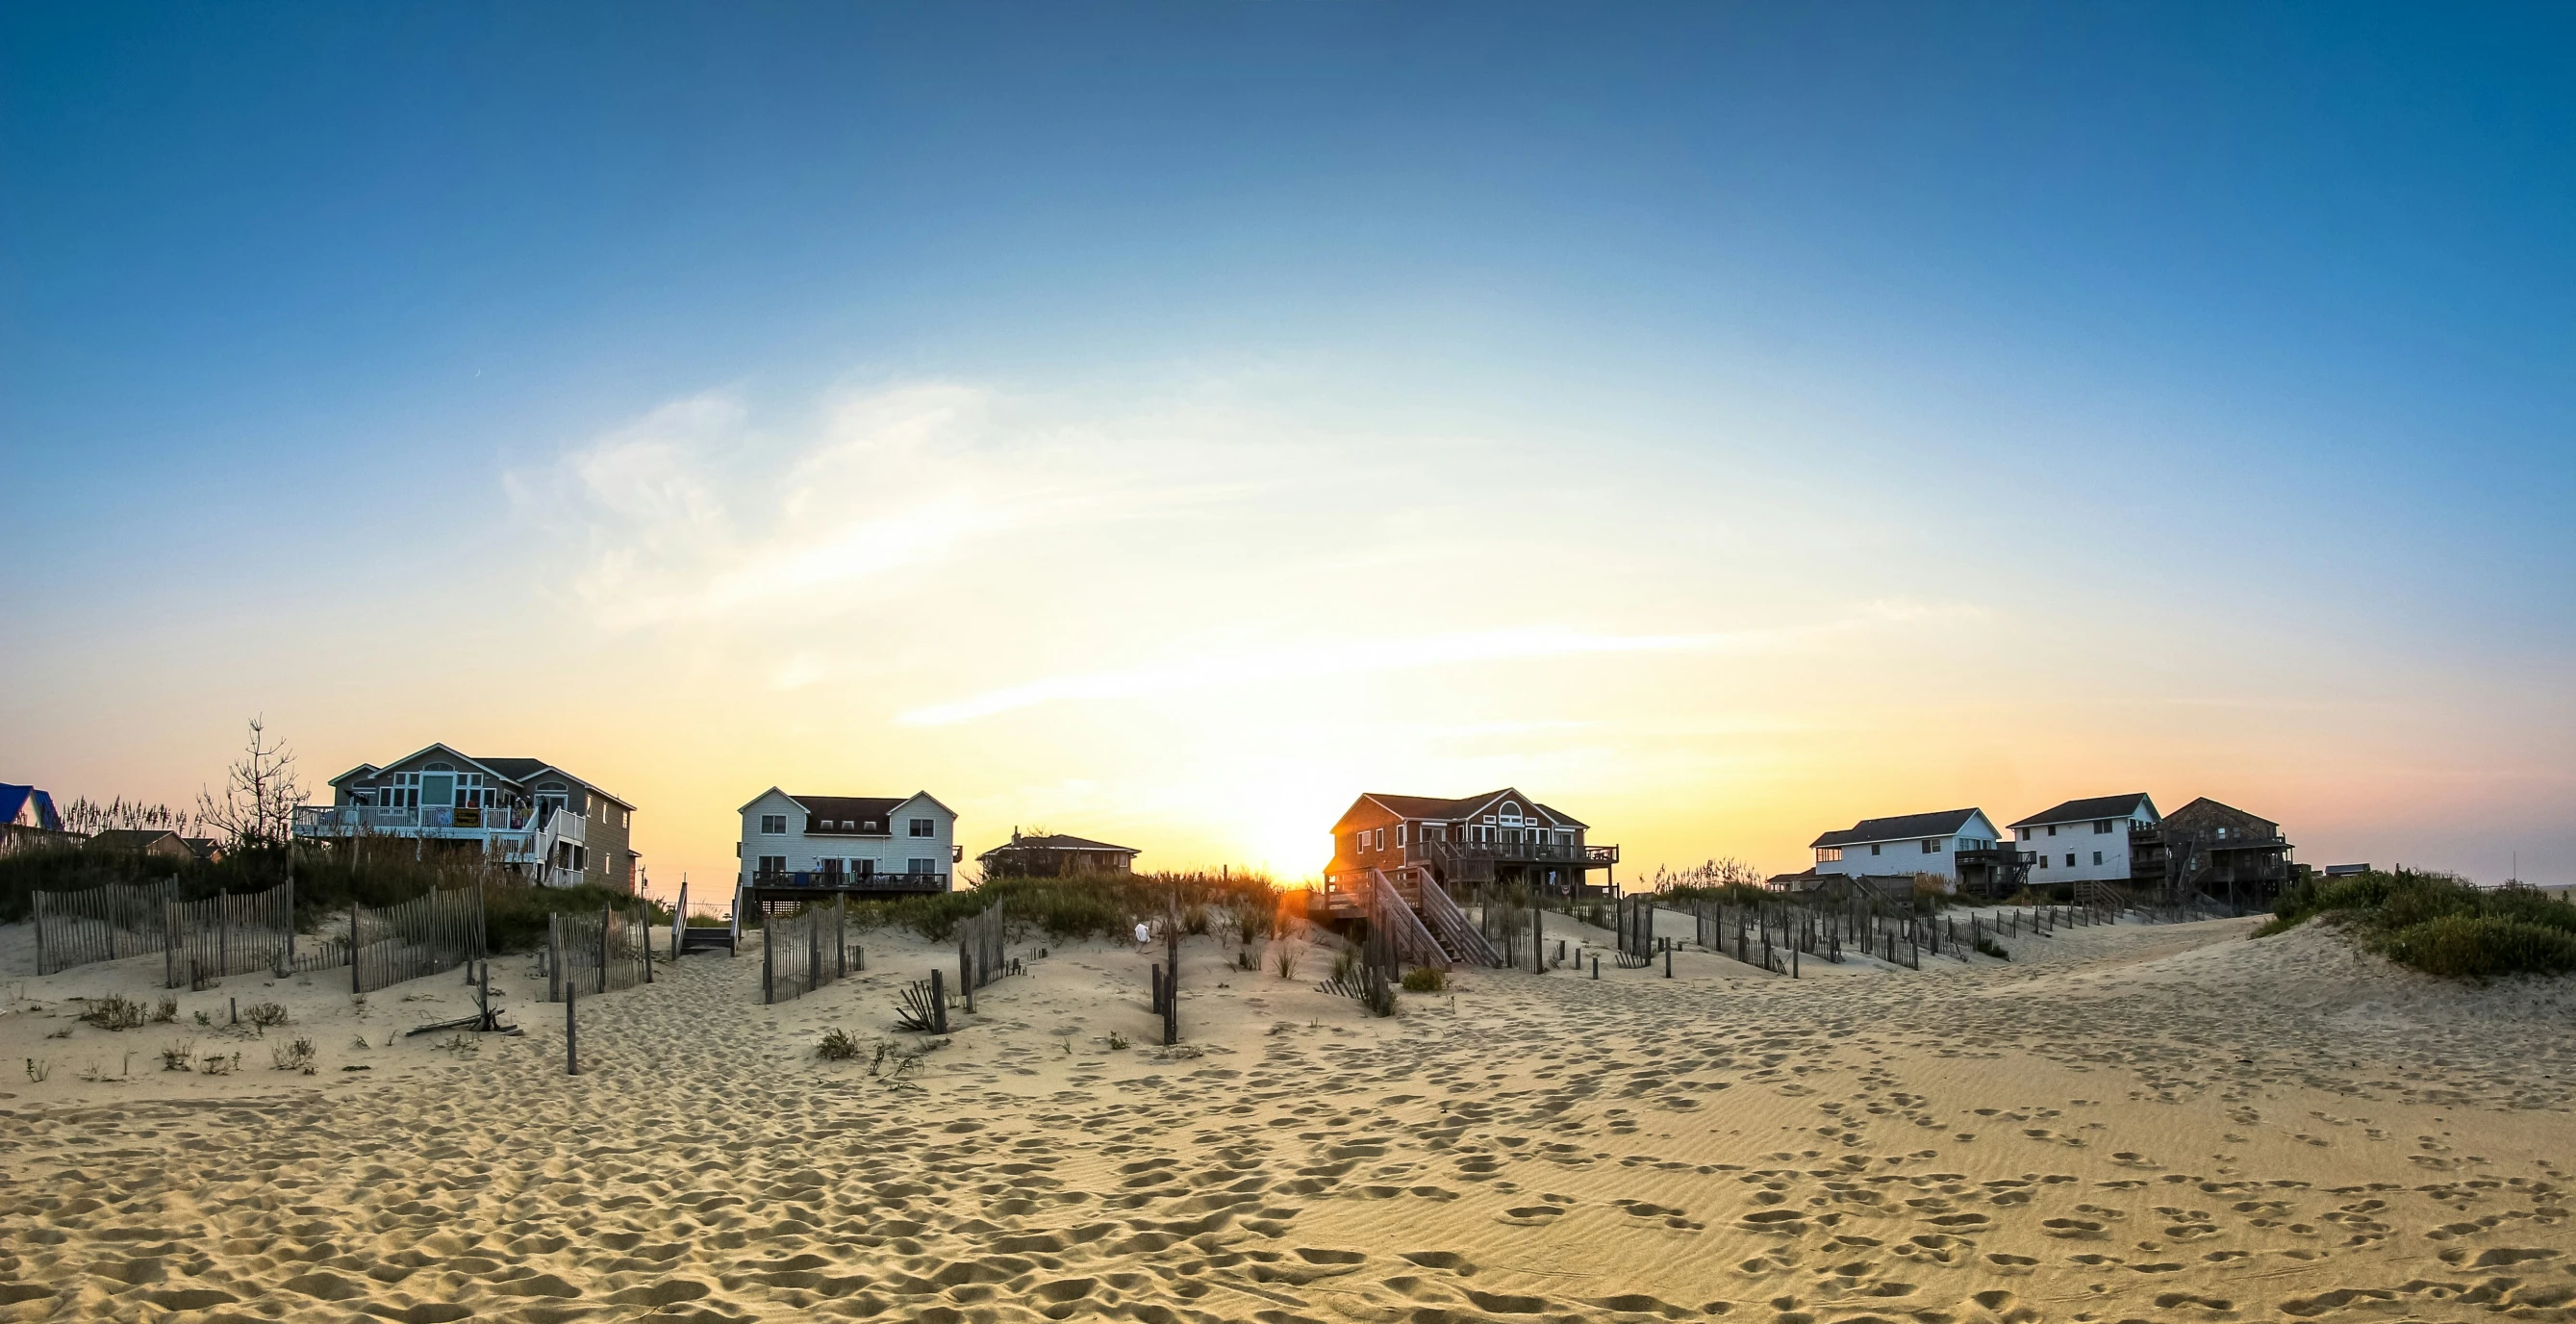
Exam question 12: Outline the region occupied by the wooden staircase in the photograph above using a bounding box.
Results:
[1361,868,1505,969]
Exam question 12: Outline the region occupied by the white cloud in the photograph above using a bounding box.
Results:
[510,379,1270,630]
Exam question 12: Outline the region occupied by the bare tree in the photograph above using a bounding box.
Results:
[195,717,308,851]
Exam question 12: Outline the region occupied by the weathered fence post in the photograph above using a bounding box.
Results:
[351,903,363,995]
[761,913,774,1005]
[566,984,577,1075]
[930,968,948,1034]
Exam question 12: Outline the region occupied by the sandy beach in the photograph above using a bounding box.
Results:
[4,907,2574,1324]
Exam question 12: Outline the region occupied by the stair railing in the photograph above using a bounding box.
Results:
[1367,868,1452,970]
[1415,872,1503,967]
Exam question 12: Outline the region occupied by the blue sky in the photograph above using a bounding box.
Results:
[4,3,2570,887]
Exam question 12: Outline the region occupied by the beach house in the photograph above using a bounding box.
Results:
[736,789,960,911]
[1325,789,1617,900]
[0,782,79,858]
[2141,797,2295,910]
[293,743,638,890]
[1807,807,2014,894]
[2008,793,2160,887]
[977,830,1141,879]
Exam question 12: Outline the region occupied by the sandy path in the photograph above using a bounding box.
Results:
[3,910,2574,1323]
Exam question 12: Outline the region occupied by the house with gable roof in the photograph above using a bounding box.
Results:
[2008,792,2159,887]
[292,743,638,890]
[1326,788,1618,899]
[0,782,81,858]
[1808,807,2019,895]
[735,788,960,912]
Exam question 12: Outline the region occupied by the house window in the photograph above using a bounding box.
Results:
[851,858,873,877]
[2092,851,2104,866]
[2216,827,2230,840]
[1921,839,1938,853]
[2047,825,2058,836]
[2033,854,2045,869]
[1397,824,1407,848]
[2093,820,2111,834]
[1818,848,1842,863]
[1870,843,1882,856]
[760,814,787,834]
[756,854,786,875]
[908,818,934,837]
[1374,828,1385,850]
[907,858,936,874]
[2064,853,2076,867]
[820,858,844,878]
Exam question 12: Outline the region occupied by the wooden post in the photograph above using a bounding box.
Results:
[961,943,974,1015]
[351,903,362,995]
[930,968,948,1034]
[566,984,577,1075]
[762,914,774,1005]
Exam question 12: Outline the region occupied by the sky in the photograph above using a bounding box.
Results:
[4,3,2572,894]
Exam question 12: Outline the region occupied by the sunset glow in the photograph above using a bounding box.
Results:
[3,5,2569,894]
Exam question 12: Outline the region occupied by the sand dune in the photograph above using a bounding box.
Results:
[4,906,2574,1323]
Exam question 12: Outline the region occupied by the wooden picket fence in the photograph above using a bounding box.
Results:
[164,881,298,988]
[547,902,653,1003]
[32,880,175,976]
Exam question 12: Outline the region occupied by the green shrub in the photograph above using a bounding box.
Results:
[816,1028,862,1061]
[2383,915,2576,979]
[2261,867,2576,980]
[1401,967,1448,993]
[847,870,1287,944]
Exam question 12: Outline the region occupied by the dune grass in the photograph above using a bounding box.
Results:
[0,842,663,955]
[2261,867,2576,979]
[846,870,1292,944]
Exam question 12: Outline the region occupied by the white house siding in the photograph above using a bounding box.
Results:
[2017,807,2159,884]
[737,790,956,888]
[1813,810,2004,883]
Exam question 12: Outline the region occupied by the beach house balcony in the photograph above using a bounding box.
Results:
[293,802,589,887]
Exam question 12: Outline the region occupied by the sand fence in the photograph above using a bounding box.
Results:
[33,878,176,976]
[756,896,851,1005]
[166,881,302,988]
[351,883,485,995]
[545,900,653,1004]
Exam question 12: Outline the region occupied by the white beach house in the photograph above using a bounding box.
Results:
[1808,807,2006,884]
[2008,793,2160,884]
[735,788,959,897]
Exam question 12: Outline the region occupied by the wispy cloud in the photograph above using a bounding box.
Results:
[507,379,1274,629]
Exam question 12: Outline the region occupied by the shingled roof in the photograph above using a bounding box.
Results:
[2008,793,2157,828]
[1809,808,1985,850]
[978,832,1140,859]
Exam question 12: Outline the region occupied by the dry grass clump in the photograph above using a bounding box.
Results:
[270,1037,318,1073]
[1401,966,1448,993]
[816,1028,862,1061]
[241,1002,290,1031]
[78,993,149,1031]
[2263,868,2576,979]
